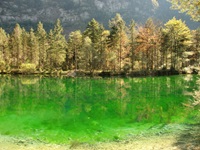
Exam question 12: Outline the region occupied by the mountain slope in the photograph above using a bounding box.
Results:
[0,0,199,34]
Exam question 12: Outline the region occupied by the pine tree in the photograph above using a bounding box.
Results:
[29,28,39,67]
[21,28,29,64]
[0,28,9,71]
[109,13,129,72]
[129,20,137,71]
[100,30,110,71]
[187,28,200,66]
[67,30,82,70]
[10,24,23,68]
[163,17,192,70]
[36,22,48,71]
[82,36,92,71]
[84,19,104,71]
[194,28,200,62]
[47,19,66,70]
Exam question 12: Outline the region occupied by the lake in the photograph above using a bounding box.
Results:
[0,75,199,143]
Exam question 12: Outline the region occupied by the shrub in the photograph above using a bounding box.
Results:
[20,63,36,74]
[0,60,6,71]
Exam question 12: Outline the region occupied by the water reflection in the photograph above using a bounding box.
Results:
[0,75,199,142]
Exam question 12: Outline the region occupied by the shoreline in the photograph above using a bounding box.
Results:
[0,133,197,150]
[0,69,195,78]
[0,134,180,150]
[0,124,199,150]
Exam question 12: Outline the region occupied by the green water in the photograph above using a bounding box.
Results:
[0,75,199,143]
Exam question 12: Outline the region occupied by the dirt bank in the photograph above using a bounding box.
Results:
[0,135,176,150]
[0,124,199,150]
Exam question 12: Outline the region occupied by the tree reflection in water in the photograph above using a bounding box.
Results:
[0,75,199,143]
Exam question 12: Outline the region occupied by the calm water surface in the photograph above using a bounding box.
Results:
[0,75,199,143]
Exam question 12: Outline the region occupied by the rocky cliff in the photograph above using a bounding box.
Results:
[0,0,199,34]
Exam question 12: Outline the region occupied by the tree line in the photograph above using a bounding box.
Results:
[0,14,199,74]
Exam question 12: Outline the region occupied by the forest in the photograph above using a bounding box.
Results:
[0,1,200,147]
[0,14,199,75]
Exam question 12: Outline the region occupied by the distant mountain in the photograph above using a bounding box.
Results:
[0,0,199,34]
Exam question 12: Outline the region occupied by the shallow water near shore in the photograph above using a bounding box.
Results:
[0,74,199,144]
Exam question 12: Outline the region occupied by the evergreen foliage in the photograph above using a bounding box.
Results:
[109,13,129,72]
[67,30,82,70]
[47,19,67,70]
[168,0,200,21]
[163,17,192,70]
[36,22,48,71]
[0,15,198,74]
[0,28,9,71]
[84,19,105,72]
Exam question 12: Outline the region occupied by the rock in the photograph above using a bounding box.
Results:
[0,0,198,34]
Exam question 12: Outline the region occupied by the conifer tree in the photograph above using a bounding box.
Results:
[29,28,39,67]
[36,22,48,71]
[84,19,104,71]
[47,19,66,70]
[82,36,92,71]
[0,28,9,71]
[100,30,110,71]
[129,20,137,71]
[21,28,29,64]
[109,13,129,72]
[188,28,200,65]
[10,24,23,68]
[67,30,82,70]
[163,17,192,70]
[193,28,200,62]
